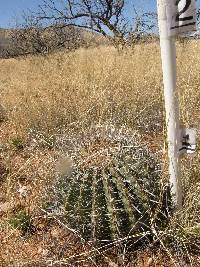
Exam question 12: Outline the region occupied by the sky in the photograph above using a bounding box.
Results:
[0,0,199,28]
[0,0,41,27]
[0,0,156,28]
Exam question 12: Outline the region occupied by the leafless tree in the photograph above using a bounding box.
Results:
[6,13,83,57]
[34,0,156,46]
[4,1,157,57]
[34,0,127,44]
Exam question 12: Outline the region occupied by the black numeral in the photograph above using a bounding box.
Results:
[175,0,193,22]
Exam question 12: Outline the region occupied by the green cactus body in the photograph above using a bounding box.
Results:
[54,125,163,243]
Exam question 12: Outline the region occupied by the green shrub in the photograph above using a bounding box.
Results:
[9,210,33,235]
[11,137,24,150]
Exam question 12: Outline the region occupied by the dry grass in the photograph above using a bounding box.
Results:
[0,42,200,135]
[0,41,199,266]
[0,44,163,136]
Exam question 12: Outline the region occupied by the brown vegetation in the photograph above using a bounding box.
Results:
[0,42,199,266]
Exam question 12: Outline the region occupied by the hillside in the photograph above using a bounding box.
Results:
[0,27,109,58]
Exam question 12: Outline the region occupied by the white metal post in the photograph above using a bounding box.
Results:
[157,0,182,209]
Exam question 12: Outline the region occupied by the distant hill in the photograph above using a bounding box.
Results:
[0,27,109,58]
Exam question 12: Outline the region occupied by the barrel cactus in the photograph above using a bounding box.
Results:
[52,124,165,243]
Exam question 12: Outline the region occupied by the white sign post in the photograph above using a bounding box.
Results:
[157,0,197,209]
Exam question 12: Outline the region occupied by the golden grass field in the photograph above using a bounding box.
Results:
[0,42,199,266]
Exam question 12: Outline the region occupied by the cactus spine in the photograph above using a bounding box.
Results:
[54,125,163,243]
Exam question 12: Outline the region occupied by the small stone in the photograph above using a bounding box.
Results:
[51,228,60,237]
[56,156,73,177]
[42,249,49,256]
[0,202,10,213]
[17,185,28,197]
[144,258,153,267]
[37,247,49,256]
[37,247,43,254]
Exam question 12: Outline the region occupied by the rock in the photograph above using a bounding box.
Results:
[51,227,60,237]
[0,202,10,214]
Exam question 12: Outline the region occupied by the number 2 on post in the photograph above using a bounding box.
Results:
[175,0,193,22]
[169,0,197,34]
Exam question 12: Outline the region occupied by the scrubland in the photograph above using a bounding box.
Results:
[0,42,199,266]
